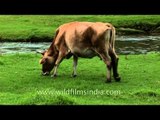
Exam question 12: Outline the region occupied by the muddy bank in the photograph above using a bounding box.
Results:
[0,28,159,42]
[0,36,53,42]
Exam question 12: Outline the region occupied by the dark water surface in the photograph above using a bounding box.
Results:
[0,35,160,55]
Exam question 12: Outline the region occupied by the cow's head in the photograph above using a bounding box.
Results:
[39,50,58,76]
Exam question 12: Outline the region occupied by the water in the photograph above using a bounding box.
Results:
[116,35,160,54]
[0,35,160,55]
[0,42,50,54]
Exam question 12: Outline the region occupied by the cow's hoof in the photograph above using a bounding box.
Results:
[51,74,57,78]
[42,72,50,76]
[72,74,77,78]
[105,79,111,83]
[115,76,121,82]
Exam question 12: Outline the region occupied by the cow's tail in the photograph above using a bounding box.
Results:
[109,26,119,59]
[110,26,115,50]
[106,26,116,54]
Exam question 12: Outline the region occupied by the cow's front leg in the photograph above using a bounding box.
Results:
[52,65,59,77]
[51,51,66,78]
[72,55,78,77]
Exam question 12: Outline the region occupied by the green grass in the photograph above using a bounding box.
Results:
[0,15,160,42]
[0,52,160,105]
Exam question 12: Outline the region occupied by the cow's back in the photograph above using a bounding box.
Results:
[62,22,111,45]
[54,22,114,58]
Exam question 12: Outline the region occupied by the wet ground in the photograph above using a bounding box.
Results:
[0,35,160,55]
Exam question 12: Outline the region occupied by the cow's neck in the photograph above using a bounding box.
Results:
[47,42,57,56]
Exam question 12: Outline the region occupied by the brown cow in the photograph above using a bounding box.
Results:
[39,22,120,82]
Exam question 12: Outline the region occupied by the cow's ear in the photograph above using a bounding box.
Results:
[36,50,46,55]
[41,51,46,55]
[39,58,47,64]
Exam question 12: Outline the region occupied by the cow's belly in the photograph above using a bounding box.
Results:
[72,47,97,58]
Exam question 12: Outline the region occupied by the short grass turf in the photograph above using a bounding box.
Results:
[0,52,160,105]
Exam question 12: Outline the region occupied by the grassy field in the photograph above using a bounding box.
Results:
[0,52,160,105]
[0,15,160,42]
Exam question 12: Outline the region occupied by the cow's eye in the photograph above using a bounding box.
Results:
[45,58,48,61]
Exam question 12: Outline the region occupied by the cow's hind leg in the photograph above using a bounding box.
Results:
[72,55,78,77]
[109,49,121,82]
[95,49,112,83]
